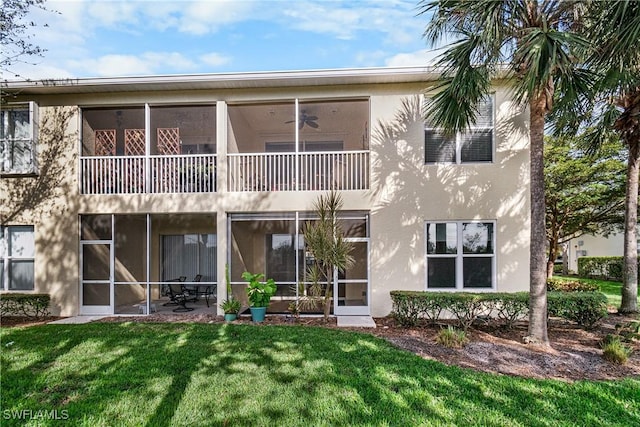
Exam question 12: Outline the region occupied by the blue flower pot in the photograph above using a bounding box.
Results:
[250,306,267,322]
[224,313,237,322]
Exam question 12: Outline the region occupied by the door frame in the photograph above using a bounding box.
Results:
[334,237,369,316]
[79,240,114,315]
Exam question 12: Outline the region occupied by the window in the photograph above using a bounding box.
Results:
[1,102,38,175]
[1,226,35,291]
[424,96,494,164]
[426,221,495,289]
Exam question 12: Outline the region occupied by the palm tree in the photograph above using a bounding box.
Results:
[419,0,591,344]
[554,1,640,313]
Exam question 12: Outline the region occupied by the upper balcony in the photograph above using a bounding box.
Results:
[79,99,370,195]
[227,99,370,192]
[80,106,216,194]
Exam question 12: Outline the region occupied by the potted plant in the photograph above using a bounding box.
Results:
[243,271,277,322]
[220,298,241,322]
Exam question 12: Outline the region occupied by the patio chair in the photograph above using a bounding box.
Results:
[162,276,187,301]
[184,275,210,305]
[166,282,196,312]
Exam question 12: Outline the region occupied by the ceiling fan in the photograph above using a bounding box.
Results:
[285,110,319,129]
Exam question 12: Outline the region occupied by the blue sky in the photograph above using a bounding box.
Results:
[6,0,441,80]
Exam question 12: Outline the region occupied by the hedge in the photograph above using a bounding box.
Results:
[577,256,639,281]
[0,293,51,319]
[390,290,607,330]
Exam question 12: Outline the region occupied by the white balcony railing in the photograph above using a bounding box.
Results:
[228,150,369,192]
[80,154,216,194]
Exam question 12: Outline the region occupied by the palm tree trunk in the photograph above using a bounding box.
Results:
[527,94,550,345]
[620,140,639,313]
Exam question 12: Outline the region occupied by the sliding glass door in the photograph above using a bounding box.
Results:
[161,234,217,283]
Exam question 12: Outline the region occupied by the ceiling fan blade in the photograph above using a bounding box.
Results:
[306,115,318,121]
[299,120,304,130]
[306,121,319,129]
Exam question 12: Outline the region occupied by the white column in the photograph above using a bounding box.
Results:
[216,101,227,194]
[216,210,227,315]
[145,104,151,193]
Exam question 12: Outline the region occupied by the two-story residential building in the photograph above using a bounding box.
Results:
[0,66,531,318]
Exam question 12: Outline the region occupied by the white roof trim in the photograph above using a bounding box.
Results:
[2,66,442,96]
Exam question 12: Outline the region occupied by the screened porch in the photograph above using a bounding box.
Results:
[79,213,217,315]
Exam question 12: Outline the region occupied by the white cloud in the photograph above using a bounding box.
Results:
[68,52,199,77]
[385,49,443,67]
[279,1,424,45]
[176,1,253,35]
[200,52,232,67]
[353,50,389,68]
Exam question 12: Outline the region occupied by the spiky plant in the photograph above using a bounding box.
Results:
[300,191,354,319]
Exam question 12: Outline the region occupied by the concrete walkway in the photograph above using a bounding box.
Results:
[336,316,377,328]
[48,316,106,324]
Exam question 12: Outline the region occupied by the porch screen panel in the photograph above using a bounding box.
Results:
[114,215,147,282]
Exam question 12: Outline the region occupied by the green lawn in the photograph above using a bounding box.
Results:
[1,323,639,426]
[553,275,640,308]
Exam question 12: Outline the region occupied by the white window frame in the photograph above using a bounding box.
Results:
[1,225,36,291]
[424,95,495,164]
[1,101,39,175]
[425,220,496,291]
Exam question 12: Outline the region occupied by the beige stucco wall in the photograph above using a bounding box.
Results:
[1,80,530,317]
[0,106,81,316]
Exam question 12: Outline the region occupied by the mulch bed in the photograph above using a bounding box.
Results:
[2,312,638,382]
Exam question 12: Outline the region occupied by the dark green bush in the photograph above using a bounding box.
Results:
[391,290,608,330]
[493,292,529,328]
[0,293,51,319]
[547,291,608,329]
[444,293,492,331]
[547,277,599,292]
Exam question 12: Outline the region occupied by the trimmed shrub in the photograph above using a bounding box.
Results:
[493,292,529,328]
[391,290,608,330]
[0,293,51,319]
[547,277,599,292]
[445,293,492,331]
[436,326,468,348]
[390,291,453,327]
[547,291,608,329]
[577,256,639,281]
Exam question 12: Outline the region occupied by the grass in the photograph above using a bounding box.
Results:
[553,275,639,308]
[1,323,639,426]
[435,326,468,348]
[601,336,632,365]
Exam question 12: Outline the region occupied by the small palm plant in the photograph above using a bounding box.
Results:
[299,191,354,320]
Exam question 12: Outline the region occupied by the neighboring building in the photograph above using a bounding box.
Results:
[565,232,639,273]
[0,67,531,317]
